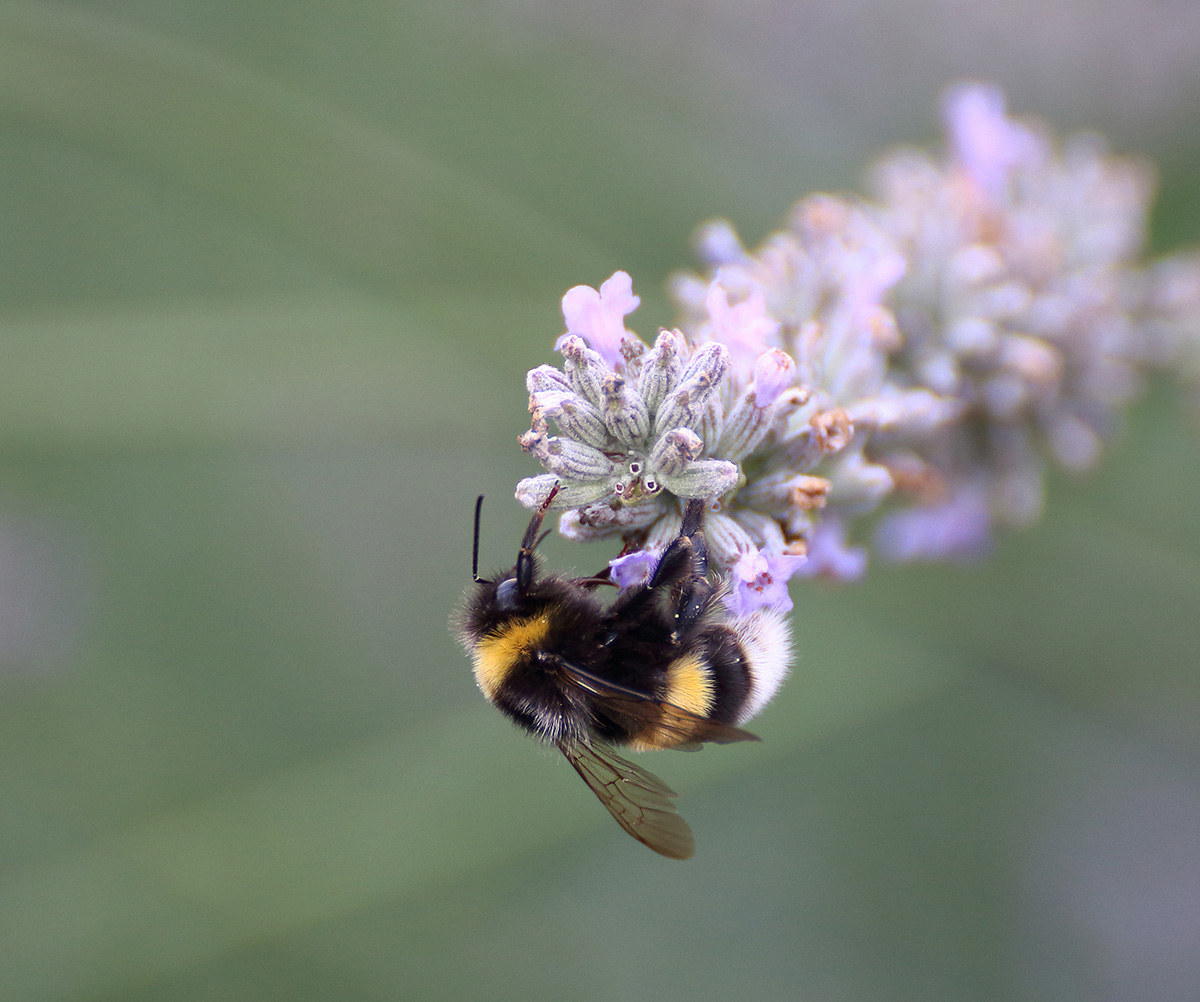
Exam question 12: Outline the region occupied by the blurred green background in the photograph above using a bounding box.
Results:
[2,2,1199,1000]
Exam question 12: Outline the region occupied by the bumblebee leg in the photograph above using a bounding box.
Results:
[648,500,708,591]
[670,575,713,641]
[678,498,706,538]
[649,500,714,640]
[515,482,560,591]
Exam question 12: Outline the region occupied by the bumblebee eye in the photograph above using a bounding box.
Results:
[495,577,520,610]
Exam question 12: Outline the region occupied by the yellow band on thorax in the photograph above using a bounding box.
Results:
[472,614,552,699]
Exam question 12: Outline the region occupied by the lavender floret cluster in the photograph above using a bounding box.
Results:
[513,82,1200,612]
[516,272,815,614]
[864,83,1170,559]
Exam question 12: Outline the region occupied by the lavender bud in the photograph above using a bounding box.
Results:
[718,388,771,463]
[809,408,854,453]
[643,507,685,552]
[826,454,893,508]
[558,335,610,405]
[739,470,831,513]
[530,390,608,448]
[703,511,757,568]
[653,342,730,437]
[655,458,740,500]
[731,509,790,552]
[539,436,617,481]
[753,348,797,406]
[619,336,647,379]
[558,499,664,541]
[637,329,686,415]
[600,372,650,447]
[515,474,613,510]
[648,428,704,477]
[526,364,572,394]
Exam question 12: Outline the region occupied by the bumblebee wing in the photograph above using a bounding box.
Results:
[554,660,760,747]
[556,737,695,860]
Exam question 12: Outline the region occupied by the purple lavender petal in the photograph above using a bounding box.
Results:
[704,279,781,374]
[752,347,797,407]
[942,82,1042,203]
[607,548,661,589]
[723,548,807,615]
[795,518,869,582]
[558,271,641,370]
[873,486,995,563]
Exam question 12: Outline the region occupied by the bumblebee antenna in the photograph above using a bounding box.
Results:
[516,483,560,592]
[471,495,485,583]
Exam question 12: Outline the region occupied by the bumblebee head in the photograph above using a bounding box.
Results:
[470,483,561,604]
[458,486,564,651]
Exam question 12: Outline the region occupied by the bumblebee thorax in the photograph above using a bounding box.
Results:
[471,610,554,700]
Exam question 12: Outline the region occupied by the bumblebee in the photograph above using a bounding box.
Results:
[455,486,792,859]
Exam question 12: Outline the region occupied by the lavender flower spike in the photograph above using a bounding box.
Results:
[510,80,1200,592]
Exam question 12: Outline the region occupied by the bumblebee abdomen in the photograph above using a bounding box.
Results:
[663,652,716,718]
[624,649,718,751]
[725,608,792,725]
[621,609,791,750]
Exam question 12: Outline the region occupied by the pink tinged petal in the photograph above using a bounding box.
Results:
[598,271,640,315]
[795,519,868,582]
[873,488,994,563]
[723,548,807,616]
[608,549,661,590]
[942,82,1042,202]
[695,219,748,266]
[704,281,780,371]
[752,348,797,407]
[559,271,641,370]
